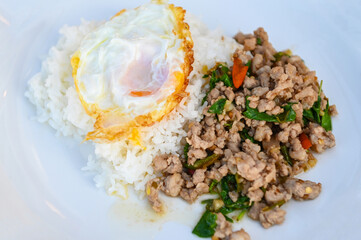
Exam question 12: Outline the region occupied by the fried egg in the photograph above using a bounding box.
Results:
[71,0,193,142]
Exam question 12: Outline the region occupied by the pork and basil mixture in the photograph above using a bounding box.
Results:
[146,27,337,240]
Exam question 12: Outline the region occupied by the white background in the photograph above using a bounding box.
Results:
[0,0,361,239]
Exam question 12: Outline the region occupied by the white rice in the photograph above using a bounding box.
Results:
[26,14,239,198]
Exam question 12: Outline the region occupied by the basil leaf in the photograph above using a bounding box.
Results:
[202,91,209,105]
[273,50,291,62]
[273,52,286,61]
[224,121,233,129]
[312,96,322,124]
[192,210,218,238]
[220,210,234,223]
[220,65,233,87]
[321,100,332,131]
[201,199,214,212]
[280,145,293,166]
[184,143,190,161]
[219,175,250,209]
[203,64,233,105]
[209,180,219,194]
[184,154,221,170]
[220,72,232,87]
[208,64,233,89]
[303,109,315,122]
[220,175,232,193]
[302,80,333,131]
[239,128,259,145]
[243,98,296,123]
[302,80,323,124]
[193,174,251,238]
[312,80,323,124]
[225,196,250,210]
[201,199,214,205]
[219,206,233,215]
[256,37,262,45]
[209,71,217,89]
[303,118,309,127]
[275,103,297,123]
[243,98,277,122]
[208,98,227,114]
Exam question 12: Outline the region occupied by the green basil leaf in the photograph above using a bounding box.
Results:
[273,50,291,62]
[303,80,334,131]
[243,107,276,122]
[192,210,218,238]
[208,98,227,114]
[243,98,296,123]
[209,71,217,89]
[256,37,262,45]
[239,128,260,145]
[216,65,232,87]
[276,103,297,123]
[201,199,215,212]
[219,206,234,215]
[193,174,251,238]
[224,121,233,129]
[226,196,250,210]
[184,154,221,170]
[219,175,250,209]
[209,180,219,194]
[321,100,332,131]
[302,117,309,126]
[280,145,293,166]
[312,96,322,124]
[243,98,277,122]
[202,91,209,105]
[221,211,234,223]
[303,109,315,122]
[184,143,190,161]
[312,80,323,124]
[201,199,214,205]
[207,64,233,90]
[203,64,233,105]
[220,71,232,87]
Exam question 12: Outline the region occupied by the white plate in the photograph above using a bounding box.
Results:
[1,0,361,239]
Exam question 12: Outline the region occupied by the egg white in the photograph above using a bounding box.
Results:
[71,1,194,142]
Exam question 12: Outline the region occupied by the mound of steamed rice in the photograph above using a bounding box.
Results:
[25,14,240,198]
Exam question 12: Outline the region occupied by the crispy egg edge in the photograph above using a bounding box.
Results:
[71,3,194,143]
